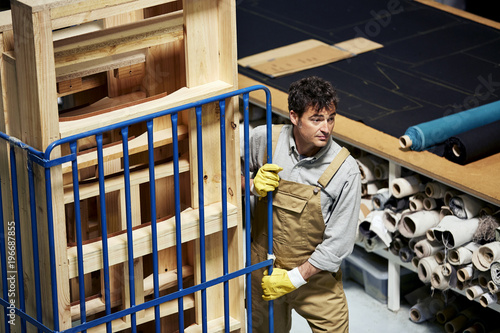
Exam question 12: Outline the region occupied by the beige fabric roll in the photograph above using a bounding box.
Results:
[409,192,426,211]
[465,285,487,300]
[414,238,444,259]
[431,264,450,290]
[425,181,450,199]
[418,256,439,284]
[475,241,500,271]
[449,194,485,219]
[479,292,498,308]
[457,264,476,282]
[430,215,479,249]
[398,210,440,238]
[391,175,424,198]
[448,242,480,265]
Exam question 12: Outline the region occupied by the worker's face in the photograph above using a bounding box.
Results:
[290,106,336,157]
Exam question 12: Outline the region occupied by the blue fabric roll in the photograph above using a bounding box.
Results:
[401,100,500,151]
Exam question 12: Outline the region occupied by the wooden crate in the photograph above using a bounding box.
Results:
[0,0,242,331]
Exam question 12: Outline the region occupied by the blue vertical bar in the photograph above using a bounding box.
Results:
[265,90,274,333]
[27,158,43,332]
[0,174,11,333]
[242,93,252,333]
[194,106,207,333]
[69,141,87,332]
[44,166,59,331]
[96,134,112,333]
[218,100,230,332]
[9,146,26,332]
[171,113,185,332]
[120,127,137,333]
[146,120,161,332]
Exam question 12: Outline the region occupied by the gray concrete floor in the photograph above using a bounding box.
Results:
[290,279,444,333]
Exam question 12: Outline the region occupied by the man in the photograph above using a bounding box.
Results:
[248,76,361,332]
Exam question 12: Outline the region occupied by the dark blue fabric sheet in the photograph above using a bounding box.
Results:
[237,0,500,155]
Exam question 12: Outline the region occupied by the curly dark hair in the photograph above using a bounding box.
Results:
[287,76,338,118]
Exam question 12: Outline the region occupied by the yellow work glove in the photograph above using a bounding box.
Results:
[261,267,307,301]
[252,163,283,198]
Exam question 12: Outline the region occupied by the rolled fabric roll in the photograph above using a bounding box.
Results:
[435,249,446,265]
[399,100,500,151]
[409,192,426,211]
[368,210,392,247]
[399,246,414,263]
[491,262,500,285]
[390,233,408,255]
[440,206,454,220]
[391,175,424,198]
[478,271,491,289]
[476,241,500,271]
[444,307,481,333]
[449,194,484,219]
[363,236,387,252]
[356,155,380,184]
[457,264,477,282]
[442,263,458,289]
[383,196,410,212]
[374,162,389,180]
[425,181,450,199]
[443,119,500,165]
[448,242,480,265]
[409,235,427,252]
[479,292,499,308]
[418,255,439,284]
[411,256,420,270]
[436,304,461,325]
[463,322,487,333]
[444,189,461,206]
[414,238,444,258]
[383,208,409,233]
[431,264,450,290]
[466,285,487,300]
[423,197,443,211]
[409,296,445,323]
[430,215,480,249]
[359,210,384,239]
[364,181,387,196]
[487,280,499,293]
[398,210,441,238]
[371,188,391,210]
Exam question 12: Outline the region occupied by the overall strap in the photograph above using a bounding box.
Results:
[317,147,350,188]
[263,124,285,164]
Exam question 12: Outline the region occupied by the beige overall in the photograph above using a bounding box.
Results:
[251,126,350,332]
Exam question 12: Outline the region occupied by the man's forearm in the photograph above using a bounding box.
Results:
[298,260,321,280]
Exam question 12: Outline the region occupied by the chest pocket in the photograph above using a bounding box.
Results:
[272,188,319,246]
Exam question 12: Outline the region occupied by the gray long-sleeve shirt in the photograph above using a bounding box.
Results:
[249,124,361,272]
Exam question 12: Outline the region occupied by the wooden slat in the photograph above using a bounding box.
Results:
[56,50,146,82]
[184,316,241,333]
[86,295,195,333]
[143,265,194,296]
[58,80,234,138]
[11,2,72,329]
[53,11,183,68]
[63,153,190,203]
[51,0,175,30]
[61,125,188,173]
[66,202,239,278]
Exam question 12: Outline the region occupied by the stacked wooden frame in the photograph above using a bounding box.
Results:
[0,0,243,331]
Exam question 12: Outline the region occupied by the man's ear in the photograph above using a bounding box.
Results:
[289,110,299,126]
